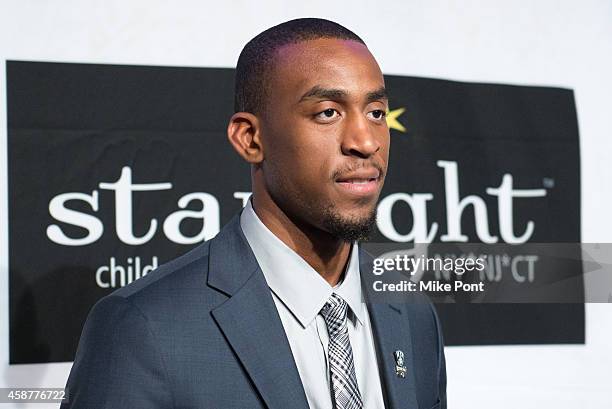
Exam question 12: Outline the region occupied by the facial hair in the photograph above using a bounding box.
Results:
[321,203,378,242]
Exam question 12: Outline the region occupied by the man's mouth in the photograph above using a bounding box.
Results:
[335,169,381,195]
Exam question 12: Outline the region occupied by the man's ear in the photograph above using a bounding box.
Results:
[227,112,264,164]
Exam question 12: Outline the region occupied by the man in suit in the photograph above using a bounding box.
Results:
[62,18,446,409]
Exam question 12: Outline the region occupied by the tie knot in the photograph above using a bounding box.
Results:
[320,293,348,327]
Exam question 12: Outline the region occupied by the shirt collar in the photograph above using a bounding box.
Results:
[240,198,365,327]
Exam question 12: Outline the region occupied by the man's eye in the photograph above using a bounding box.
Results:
[315,108,340,121]
[369,109,387,120]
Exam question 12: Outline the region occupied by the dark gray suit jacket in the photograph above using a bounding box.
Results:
[61,213,446,409]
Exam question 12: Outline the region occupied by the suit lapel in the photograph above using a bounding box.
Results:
[206,215,420,409]
[360,248,419,409]
[208,215,309,409]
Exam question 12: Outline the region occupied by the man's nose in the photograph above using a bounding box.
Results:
[340,113,381,158]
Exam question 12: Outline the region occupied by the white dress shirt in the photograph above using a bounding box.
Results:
[240,199,386,409]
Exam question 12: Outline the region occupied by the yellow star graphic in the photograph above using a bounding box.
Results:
[386,107,406,132]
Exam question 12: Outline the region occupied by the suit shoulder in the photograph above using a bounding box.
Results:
[105,240,217,311]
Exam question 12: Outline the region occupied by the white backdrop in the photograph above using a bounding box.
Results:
[1,1,611,408]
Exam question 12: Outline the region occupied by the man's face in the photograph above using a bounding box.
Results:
[258,38,390,241]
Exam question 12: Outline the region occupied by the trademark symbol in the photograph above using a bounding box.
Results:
[542,178,555,188]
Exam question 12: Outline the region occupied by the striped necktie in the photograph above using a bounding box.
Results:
[320,293,363,409]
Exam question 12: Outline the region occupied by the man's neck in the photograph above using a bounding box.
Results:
[251,195,351,287]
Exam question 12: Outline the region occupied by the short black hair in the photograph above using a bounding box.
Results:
[234,18,366,114]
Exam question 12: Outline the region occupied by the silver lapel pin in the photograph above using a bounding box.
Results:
[394,350,407,378]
